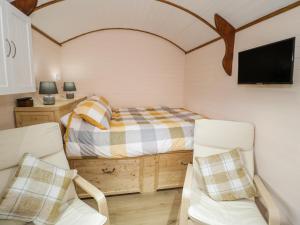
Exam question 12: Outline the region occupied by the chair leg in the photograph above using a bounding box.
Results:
[178,202,189,225]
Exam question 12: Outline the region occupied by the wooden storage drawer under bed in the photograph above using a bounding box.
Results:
[69,151,193,197]
[157,152,193,189]
[70,158,141,196]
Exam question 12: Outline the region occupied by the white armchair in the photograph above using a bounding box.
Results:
[179,119,280,225]
[0,123,109,225]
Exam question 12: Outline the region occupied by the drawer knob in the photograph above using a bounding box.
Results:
[180,161,189,166]
[102,168,116,174]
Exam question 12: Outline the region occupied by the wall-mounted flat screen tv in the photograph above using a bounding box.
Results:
[238,37,295,84]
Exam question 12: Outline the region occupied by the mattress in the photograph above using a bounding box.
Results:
[62,106,203,158]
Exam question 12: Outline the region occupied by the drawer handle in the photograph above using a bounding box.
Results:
[180,161,189,166]
[11,41,16,59]
[5,39,11,57]
[102,168,116,174]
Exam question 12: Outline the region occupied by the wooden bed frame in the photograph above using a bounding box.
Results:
[68,151,192,197]
[58,97,193,197]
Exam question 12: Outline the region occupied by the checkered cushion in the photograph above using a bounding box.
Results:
[74,100,110,130]
[89,96,112,119]
[196,149,256,201]
[0,154,77,225]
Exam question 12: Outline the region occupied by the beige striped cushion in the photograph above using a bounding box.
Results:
[0,154,77,225]
[196,149,256,201]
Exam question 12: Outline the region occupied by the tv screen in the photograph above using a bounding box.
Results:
[238,37,295,84]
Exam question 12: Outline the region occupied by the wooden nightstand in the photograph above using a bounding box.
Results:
[15,96,86,129]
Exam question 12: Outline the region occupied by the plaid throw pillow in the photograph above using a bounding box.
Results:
[74,100,111,129]
[0,154,77,225]
[196,149,256,201]
[89,96,112,119]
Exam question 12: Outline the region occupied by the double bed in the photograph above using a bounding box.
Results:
[61,103,203,197]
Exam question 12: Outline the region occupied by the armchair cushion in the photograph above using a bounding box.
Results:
[196,149,256,201]
[188,188,267,225]
[56,198,106,225]
[0,199,107,225]
[0,154,77,225]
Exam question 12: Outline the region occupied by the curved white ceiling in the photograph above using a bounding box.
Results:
[31,0,299,51]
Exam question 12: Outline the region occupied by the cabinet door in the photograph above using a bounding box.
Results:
[6,2,35,94]
[0,0,11,94]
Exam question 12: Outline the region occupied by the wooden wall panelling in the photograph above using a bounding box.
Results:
[214,14,236,76]
[11,0,38,15]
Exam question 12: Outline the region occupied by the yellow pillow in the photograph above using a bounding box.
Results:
[196,149,256,201]
[74,100,110,130]
[89,96,112,119]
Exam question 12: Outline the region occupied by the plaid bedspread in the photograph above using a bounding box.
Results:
[64,106,203,158]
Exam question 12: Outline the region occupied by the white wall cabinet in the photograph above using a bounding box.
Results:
[0,0,35,95]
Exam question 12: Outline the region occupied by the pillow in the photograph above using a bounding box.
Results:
[89,96,112,119]
[74,100,110,130]
[0,153,77,225]
[196,149,256,201]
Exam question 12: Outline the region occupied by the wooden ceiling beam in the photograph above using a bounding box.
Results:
[11,0,38,15]
[60,28,186,53]
[31,25,62,46]
[25,0,300,69]
[34,0,64,12]
[187,1,300,54]
[186,37,222,54]
[156,0,217,32]
[214,14,236,76]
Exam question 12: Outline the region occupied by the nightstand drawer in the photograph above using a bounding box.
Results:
[15,112,55,127]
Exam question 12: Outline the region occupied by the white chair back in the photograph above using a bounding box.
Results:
[193,119,255,189]
[0,123,77,208]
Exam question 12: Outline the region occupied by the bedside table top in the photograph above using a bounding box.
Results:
[15,96,87,112]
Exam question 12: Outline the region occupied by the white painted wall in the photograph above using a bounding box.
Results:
[184,7,300,225]
[61,30,185,107]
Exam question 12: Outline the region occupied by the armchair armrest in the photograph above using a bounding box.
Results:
[74,175,110,225]
[254,175,280,225]
[179,164,193,225]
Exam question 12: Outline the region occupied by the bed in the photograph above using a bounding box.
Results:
[62,105,204,197]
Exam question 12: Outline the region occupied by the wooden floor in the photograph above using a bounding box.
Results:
[84,189,182,225]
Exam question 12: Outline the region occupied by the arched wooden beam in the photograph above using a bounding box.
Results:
[34,0,64,12]
[156,0,217,32]
[32,0,236,76]
[31,0,214,54]
[214,14,235,76]
[11,0,38,15]
[34,0,217,33]
[60,28,186,53]
[34,0,216,36]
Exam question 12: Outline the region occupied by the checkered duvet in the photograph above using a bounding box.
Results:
[62,106,203,158]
